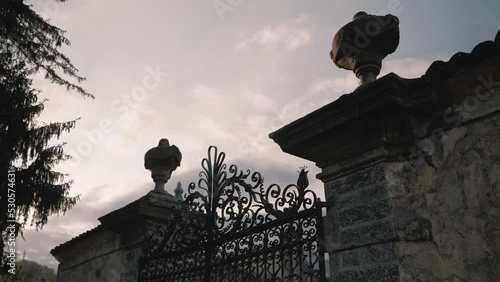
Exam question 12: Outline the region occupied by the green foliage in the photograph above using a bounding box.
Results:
[0,0,90,275]
[0,48,79,276]
[0,0,92,98]
[0,259,56,282]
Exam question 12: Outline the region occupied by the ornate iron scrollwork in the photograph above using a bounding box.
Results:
[140,146,326,281]
[186,146,320,238]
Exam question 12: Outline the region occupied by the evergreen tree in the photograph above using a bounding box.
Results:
[0,0,93,98]
[0,0,91,275]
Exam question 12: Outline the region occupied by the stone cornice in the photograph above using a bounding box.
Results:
[270,50,500,177]
[98,191,181,233]
[269,73,432,167]
[51,191,182,259]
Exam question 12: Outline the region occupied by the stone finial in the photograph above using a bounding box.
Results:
[330,11,400,85]
[174,182,183,201]
[144,139,182,193]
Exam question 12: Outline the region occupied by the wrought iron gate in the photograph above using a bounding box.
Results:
[138,146,327,282]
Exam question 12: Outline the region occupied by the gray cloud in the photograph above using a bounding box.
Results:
[235,15,313,51]
[18,0,500,272]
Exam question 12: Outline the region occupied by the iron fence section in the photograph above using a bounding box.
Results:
[138,146,327,282]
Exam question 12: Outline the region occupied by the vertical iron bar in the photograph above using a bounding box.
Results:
[204,147,216,282]
[317,206,327,282]
[300,243,304,282]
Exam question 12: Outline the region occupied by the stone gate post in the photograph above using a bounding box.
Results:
[270,27,500,281]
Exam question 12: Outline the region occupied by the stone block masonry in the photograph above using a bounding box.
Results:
[270,31,500,281]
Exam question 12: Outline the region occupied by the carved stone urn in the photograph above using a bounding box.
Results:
[330,11,400,85]
[144,138,182,193]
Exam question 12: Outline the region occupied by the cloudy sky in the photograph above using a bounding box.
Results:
[18,0,500,269]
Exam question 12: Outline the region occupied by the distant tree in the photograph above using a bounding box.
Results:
[1,259,56,282]
[0,0,91,275]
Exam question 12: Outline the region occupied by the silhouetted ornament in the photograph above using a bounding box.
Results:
[425,60,448,83]
[449,52,473,67]
[174,182,183,201]
[423,30,500,85]
[330,11,400,85]
[297,166,309,190]
[471,41,497,62]
[144,138,182,193]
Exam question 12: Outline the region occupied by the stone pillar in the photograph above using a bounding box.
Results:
[51,138,184,282]
[51,191,183,282]
[270,36,500,281]
[97,191,183,281]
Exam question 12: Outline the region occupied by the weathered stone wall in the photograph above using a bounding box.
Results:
[390,114,500,281]
[323,164,400,281]
[389,55,500,282]
[323,113,500,281]
[54,225,144,282]
[321,55,500,281]
[52,191,180,282]
[55,228,126,282]
[388,85,500,281]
